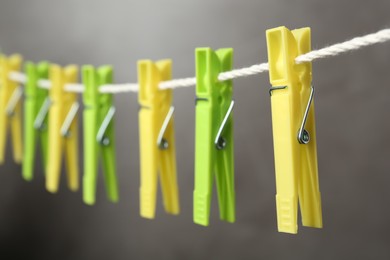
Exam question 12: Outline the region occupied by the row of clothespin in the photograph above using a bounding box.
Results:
[0,26,322,234]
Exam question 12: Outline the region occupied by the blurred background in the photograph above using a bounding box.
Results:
[1,0,390,259]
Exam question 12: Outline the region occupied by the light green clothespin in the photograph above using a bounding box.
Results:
[22,62,50,181]
[194,48,235,226]
[82,65,119,205]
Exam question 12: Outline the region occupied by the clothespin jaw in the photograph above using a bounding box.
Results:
[0,54,23,164]
[266,26,322,234]
[22,61,49,181]
[82,65,119,205]
[46,64,80,193]
[194,48,235,226]
[138,59,179,219]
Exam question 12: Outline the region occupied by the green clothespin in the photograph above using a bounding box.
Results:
[82,65,119,205]
[194,48,235,226]
[22,61,49,181]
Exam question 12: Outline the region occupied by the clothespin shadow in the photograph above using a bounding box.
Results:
[194,48,235,226]
[266,26,322,234]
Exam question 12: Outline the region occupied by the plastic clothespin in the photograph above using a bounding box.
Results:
[46,64,80,193]
[266,26,322,234]
[0,54,23,164]
[138,59,179,219]
[22,61,50,181]
[193,48,235,226]
[82,65,119,205]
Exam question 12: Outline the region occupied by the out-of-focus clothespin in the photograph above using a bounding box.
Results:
[138,59,179,219]
[46,64,80,193]
[193,48,235,226]
[22,61,50,181]
[82,65,119,205]
[266,26,322,234]
[0,54,23,164]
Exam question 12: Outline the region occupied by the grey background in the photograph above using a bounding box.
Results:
[0,0,390,259]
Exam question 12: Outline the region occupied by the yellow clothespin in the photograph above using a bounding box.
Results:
[0,54,23,164]
[46,64,80,193]
[138,59,179,219]
[266,26,322,234]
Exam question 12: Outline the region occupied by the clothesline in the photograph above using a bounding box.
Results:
[8,28,390,93]
[2,25,390,235]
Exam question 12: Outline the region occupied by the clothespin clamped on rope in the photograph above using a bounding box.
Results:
[138,59,180,219]
[193,48,235,226]
[0,54,23,165]
[22,61,50,181]
[82,65,119,205]
[266,26,322,234]
[46,64,80,193]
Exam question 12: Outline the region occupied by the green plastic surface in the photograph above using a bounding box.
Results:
[194,48,235,226]
[22,61,49,181]
[82,65,119,205]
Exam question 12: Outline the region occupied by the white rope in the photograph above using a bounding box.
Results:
[37,79,51,89]
[9,71,27,84]
[7,28,390,93]
[35,80,137,93]
[37,80,84,92]
[100,83,139,93]
[64,83,84,93]
[217,63,269,81]
[295,28,390,63]
[159,77,196,90]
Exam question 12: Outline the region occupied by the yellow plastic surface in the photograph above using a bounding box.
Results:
[266,26,322,234]
[46,64,79,193]
[138,60,179,219]
[0,54,23,164]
